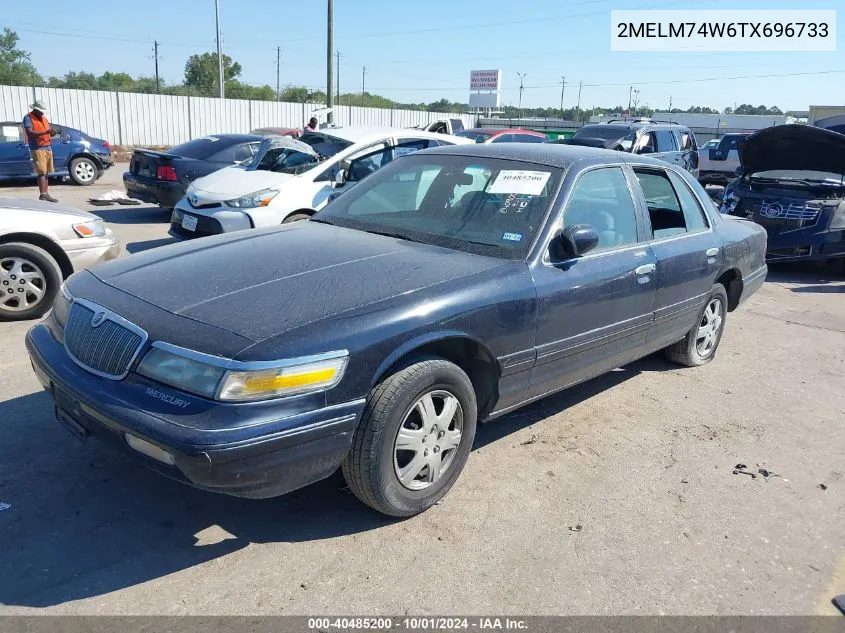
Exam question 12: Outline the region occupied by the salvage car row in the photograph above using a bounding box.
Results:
[2,120,842,518]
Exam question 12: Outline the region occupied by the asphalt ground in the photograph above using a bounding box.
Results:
[0,167,843,615]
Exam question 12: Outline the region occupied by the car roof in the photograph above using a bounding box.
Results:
[316,126,446,143]
[415,142,675,170]
[461,128,543,135]
[583,121,691,131]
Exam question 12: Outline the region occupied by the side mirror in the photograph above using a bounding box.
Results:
[554,224,600,259]
[335,160,350,186]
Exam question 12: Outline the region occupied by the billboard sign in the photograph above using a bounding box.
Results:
[470,70,501,90]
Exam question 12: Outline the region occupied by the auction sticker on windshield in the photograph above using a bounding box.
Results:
[488,170,551,195]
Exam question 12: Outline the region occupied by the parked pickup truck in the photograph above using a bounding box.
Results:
[698,133,749,186]
[27,143,767,517]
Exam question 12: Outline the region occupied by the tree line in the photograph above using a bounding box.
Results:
[1,28,788,117]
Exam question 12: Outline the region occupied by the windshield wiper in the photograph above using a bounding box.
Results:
[361,228,424,243]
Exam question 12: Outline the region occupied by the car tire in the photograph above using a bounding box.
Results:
[342,357,478,517]
[0,242,63,322]
[282,212,311,224]
[663,283,729,367]
[69,157,98,186]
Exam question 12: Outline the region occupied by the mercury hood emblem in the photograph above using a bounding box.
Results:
[90,311,107,327]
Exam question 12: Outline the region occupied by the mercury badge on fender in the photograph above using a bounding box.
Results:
[26,144,767,517]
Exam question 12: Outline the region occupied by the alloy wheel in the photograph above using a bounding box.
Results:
[393,390,464,491]
[696,297,724,356]
[0,257,47,312]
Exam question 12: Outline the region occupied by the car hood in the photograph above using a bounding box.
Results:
[739,124,845,176]
[89,221,508,342]
[190,166,296,198]
[0,196,96,219]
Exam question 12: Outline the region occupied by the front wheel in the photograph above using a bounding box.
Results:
[663,284,728,367]
[69,157,98,186]
[0,242,63,321]
[342,357,477,517]
[282,212,311,224]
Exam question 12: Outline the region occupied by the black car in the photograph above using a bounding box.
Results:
[560,119,699,177]
[123,134,263,210]
[27,144,767,516]
[721,125,845,267]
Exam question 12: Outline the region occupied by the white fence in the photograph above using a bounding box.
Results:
[0,84,474,147]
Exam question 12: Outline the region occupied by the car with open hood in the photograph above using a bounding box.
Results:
[169,127,473,239]
[27,143,766,516]
[721,124,845,266]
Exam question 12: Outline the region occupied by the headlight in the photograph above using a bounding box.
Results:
[137,346,227,399]
[53,282,72,327]
[721,191,740,214]
[72,219,106,238]
[225,188,278,208]
[829,202,845,230]
[136,343,348,402]
[217,354,348,402]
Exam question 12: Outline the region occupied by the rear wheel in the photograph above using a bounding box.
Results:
[0,242,62,321]
[342,357,477,517]
[69,157,98,185]
[663,284,728,367]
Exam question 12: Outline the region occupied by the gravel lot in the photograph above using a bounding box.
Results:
[0,167,843,615]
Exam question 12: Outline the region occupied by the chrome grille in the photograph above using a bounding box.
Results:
[64,301,146,379]
[754,200,822,222]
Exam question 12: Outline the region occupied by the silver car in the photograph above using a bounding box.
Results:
[0,197,119,321]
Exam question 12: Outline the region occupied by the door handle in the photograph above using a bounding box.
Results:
[706,248,719,257]
[635,264,656,275]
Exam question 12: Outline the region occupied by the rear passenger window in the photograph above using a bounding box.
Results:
[667,171,709,232]
[563,167,639,252]
[514,134,544,143]
[635,169,707,239]
[655,130,678,152]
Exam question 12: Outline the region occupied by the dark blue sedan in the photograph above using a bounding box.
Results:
[0,121,113,185]
[26,144,768,516]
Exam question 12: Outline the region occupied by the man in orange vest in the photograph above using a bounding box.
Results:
[22,100,59,202]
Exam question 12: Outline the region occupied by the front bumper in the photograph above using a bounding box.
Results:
[169,201,252,240]
[61,232,120,271]
[124,172,185,209]
[26,323,365,499]
[763,230,845,262]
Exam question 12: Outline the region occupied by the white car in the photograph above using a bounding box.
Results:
[169,127,473,239]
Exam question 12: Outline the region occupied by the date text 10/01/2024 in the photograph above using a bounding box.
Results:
[307,618,528,630]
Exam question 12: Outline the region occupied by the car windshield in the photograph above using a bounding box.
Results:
[573,125,631,141]
[168,136,239,159]
[313,154,562,260]
[251,132,354,174]
[455,130,493,143]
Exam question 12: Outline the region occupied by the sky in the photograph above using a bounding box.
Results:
[3,0,843,112]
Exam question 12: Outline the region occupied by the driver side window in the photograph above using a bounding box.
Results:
[562,167,639,252]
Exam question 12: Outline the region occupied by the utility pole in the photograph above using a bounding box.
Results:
[575,80,582,122]
[336,50,342,107]
[275,46,281,101]
[153,40,160,94]
[559,76,566,119]
[326,0,334,124]
[215,0,224,99]
[668,96,672,120]
[632,89,640,113]
[627,85,633,115]
[517,72,527,120]
[362,66,367,108]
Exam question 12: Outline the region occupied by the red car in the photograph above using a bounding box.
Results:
[454,128,547,144]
